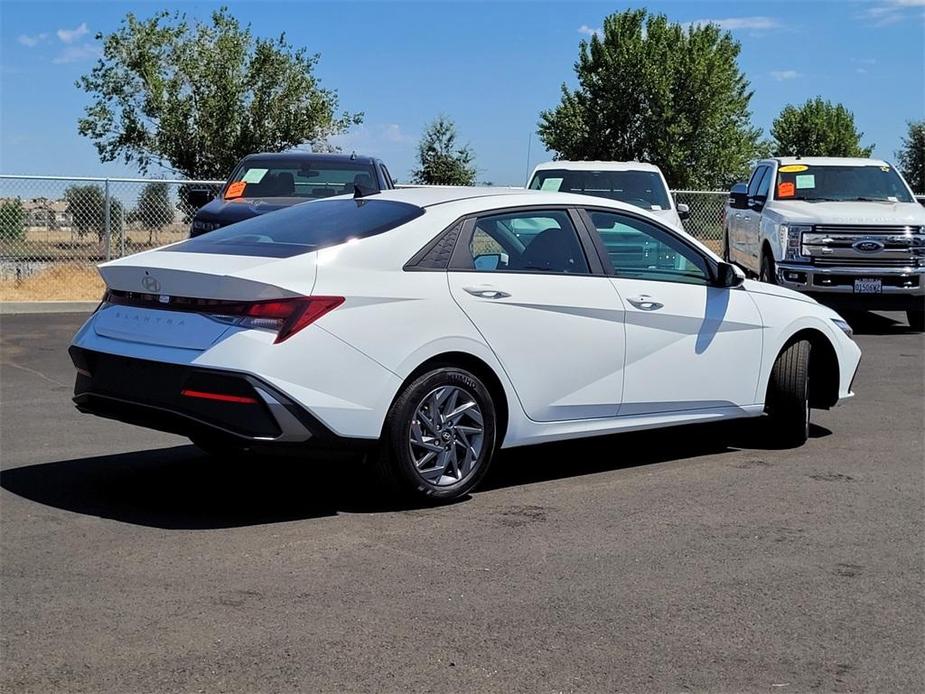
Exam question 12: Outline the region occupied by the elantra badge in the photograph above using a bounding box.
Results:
[853,239,884,253]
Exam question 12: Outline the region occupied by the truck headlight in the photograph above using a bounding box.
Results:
[779,224,812,261]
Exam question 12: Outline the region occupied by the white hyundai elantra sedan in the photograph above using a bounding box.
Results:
[70,187,861,501]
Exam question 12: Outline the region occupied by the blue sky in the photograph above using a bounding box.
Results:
[1,0,923,185]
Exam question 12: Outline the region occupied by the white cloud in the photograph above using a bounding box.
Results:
[688,16,782,31]
[856,67,869,75]
[17,33,48,47]
[52,42,100,64]
[577,24,602,38]
[770,69,801,81]
[859,0,925,26]
[57,22,89,44]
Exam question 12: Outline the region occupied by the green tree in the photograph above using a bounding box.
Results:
[411,116,477,186]
[0,199,26,242]
[64,185,124,246]
[76,7,362,179]
[131,181,175,244]
[771,98,873,158]
[896,120,925,194]
[538,9,765,189]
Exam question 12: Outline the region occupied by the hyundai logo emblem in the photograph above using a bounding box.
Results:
[852,239,884,253]
[141,274,161,292]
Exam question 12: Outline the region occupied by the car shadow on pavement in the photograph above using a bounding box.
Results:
[843,310,918,336]
[0,418,829,530]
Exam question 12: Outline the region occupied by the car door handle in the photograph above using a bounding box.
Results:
[626,295,664,311]
[463,286,511,299]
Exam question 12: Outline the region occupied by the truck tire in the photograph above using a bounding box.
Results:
[764,339,811,447]
[908,308,924,331]
[760,251,776,284]
[723,230,731,262]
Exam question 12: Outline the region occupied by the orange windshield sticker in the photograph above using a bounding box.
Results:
[778,181,796,198]
[225,181,247,199]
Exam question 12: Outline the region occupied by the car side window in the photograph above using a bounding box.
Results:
[747,166,769,198]
[467,211,589,274]
[756,167,773,198]
[586,210,710,286]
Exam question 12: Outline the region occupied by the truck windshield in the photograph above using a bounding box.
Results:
[224,160,379,200]
[529,169,672,211]
[774,164,914,203]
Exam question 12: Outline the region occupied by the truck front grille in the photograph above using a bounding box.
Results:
[802,224,925,269]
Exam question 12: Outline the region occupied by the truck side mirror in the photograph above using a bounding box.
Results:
[676,203,690,221]
[728,183,748,210]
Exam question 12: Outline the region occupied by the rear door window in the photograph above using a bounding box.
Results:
[168,199,424,258]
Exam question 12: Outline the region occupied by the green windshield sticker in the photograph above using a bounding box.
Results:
[540,177,563,191]
[795,174,815,189]
[242,168,268,184]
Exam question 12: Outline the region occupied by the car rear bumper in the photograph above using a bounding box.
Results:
[776,263,925,309]
[69,347,374,452]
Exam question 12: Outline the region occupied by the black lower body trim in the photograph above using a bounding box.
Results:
[69,347,374,452]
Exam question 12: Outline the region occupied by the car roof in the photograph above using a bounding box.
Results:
[767,156,890,167]
[241,151,380,165]
[369,186,678,218]
[530,160,664,174]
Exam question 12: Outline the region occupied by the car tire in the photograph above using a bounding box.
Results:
[764,339,811,447]
[907,308,924,331]
[374,368,497,503]
[760,251,776,284]
[723,230,731,262]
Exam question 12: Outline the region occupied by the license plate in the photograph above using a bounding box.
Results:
[854,278,882,294]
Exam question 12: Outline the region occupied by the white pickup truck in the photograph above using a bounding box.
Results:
[724,157,925,329]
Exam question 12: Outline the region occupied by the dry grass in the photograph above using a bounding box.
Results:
[0,265,104,302]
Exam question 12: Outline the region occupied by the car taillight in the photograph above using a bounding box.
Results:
[238,296,344,343]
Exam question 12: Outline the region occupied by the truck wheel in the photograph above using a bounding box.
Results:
[723,231,731,262]
[764,339,811,447]
[908,308,925,331]
[760,252,777,284]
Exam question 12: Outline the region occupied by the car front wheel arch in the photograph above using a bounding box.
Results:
[387,352,509,448]
[771,329,841,410]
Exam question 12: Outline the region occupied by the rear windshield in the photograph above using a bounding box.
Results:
[225,159,380,200]
[529,169,672,211]
[774,164,914,203]
[168,199,424,257]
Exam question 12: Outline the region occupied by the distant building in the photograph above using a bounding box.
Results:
[21,198,72,229]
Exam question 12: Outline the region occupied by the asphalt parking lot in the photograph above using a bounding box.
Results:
[1,311,922,693]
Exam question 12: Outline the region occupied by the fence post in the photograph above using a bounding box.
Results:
[103,178,111,262]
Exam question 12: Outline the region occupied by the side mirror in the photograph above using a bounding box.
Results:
[473,253,501,271]
[716,261,746,288]
[185,186,216,211]
[728,183,748,210]
[748,194,767,211]
[676,203,690,221]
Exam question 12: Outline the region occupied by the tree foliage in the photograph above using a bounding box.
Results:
[538,9,765,189]
[411,116,477,186]
[64,185,124,243]
[76,7,362,179]
[896,120,925,194]
[0,199,26,242]
[771,98,873,158]
[129,181,175,242]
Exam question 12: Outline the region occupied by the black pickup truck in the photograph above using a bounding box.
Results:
[187,152,396,237]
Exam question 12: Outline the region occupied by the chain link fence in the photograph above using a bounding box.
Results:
[0,174,728,301]
[0,175,223,301]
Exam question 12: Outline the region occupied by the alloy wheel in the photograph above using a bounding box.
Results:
[408,385,485,487]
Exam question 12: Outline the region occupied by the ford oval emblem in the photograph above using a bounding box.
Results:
[142,274,161,292]
[853,239,884,253]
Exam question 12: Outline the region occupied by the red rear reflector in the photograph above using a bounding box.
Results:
[180,388,258,404]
